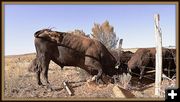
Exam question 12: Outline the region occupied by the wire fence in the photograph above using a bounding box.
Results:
[129,71,155,81]
[118,48,176,81]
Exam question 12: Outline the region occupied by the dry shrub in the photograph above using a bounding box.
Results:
[91,20,119,49]
[118,73,132,89]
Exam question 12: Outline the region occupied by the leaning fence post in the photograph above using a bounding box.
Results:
[118,39,123,59]
[154,14,163,96]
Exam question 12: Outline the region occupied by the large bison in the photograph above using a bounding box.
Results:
[30,29,119,88]
[128,48,176,80]
[110,50,134,74]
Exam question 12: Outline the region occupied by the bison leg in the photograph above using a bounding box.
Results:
[39,55,51,89]
[29,58,43,85]
[139,66,145,80]
[91,68,104,84]
[32,58,43,86]
[95,69,104,84]
[85,57,104,84]
[36,70,43,85]
[96,68,104,84]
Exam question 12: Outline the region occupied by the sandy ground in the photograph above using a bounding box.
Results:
[3,53,176,100]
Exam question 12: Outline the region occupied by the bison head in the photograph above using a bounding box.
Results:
[34,29,63,44]
[127,48,151,70]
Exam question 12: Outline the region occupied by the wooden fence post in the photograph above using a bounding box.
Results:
[118,39,123,55]
[117,39,123,66]
[154,14,163,96]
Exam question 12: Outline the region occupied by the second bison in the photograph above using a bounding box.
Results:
[128,48,176,80]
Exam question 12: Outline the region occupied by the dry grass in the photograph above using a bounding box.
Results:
[123,48,138,53]
[3,52,175,99]
[4,53,114,98]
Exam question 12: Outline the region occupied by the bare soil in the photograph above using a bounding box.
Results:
[3,53,176,99]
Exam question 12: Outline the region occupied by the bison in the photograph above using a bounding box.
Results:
[128,48,176,80]
[30,29,119,88]
[110,50,134,74]
[110,50,134,64]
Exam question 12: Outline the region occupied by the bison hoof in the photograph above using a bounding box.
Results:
[96,79,105,85]
[45,85,53,91]
[47,87,53,92]
[91,75,97,81]
[38,82,43,86]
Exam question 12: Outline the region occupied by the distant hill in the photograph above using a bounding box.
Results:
[5,53,36,58]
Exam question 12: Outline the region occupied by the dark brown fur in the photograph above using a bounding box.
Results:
[128,48,176,79]
[31,29,117,87]
[110,50,134,74]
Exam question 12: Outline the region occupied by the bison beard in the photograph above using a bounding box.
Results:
[30,29,119,89]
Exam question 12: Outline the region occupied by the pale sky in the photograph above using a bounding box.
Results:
[4,4,176,55]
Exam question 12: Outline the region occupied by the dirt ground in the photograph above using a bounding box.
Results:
[3,53,176,100]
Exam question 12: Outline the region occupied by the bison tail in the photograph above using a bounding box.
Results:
[128,69,132,73]
[28,58,39,73]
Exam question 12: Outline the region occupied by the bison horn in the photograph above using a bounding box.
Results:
[115,65,119,69]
